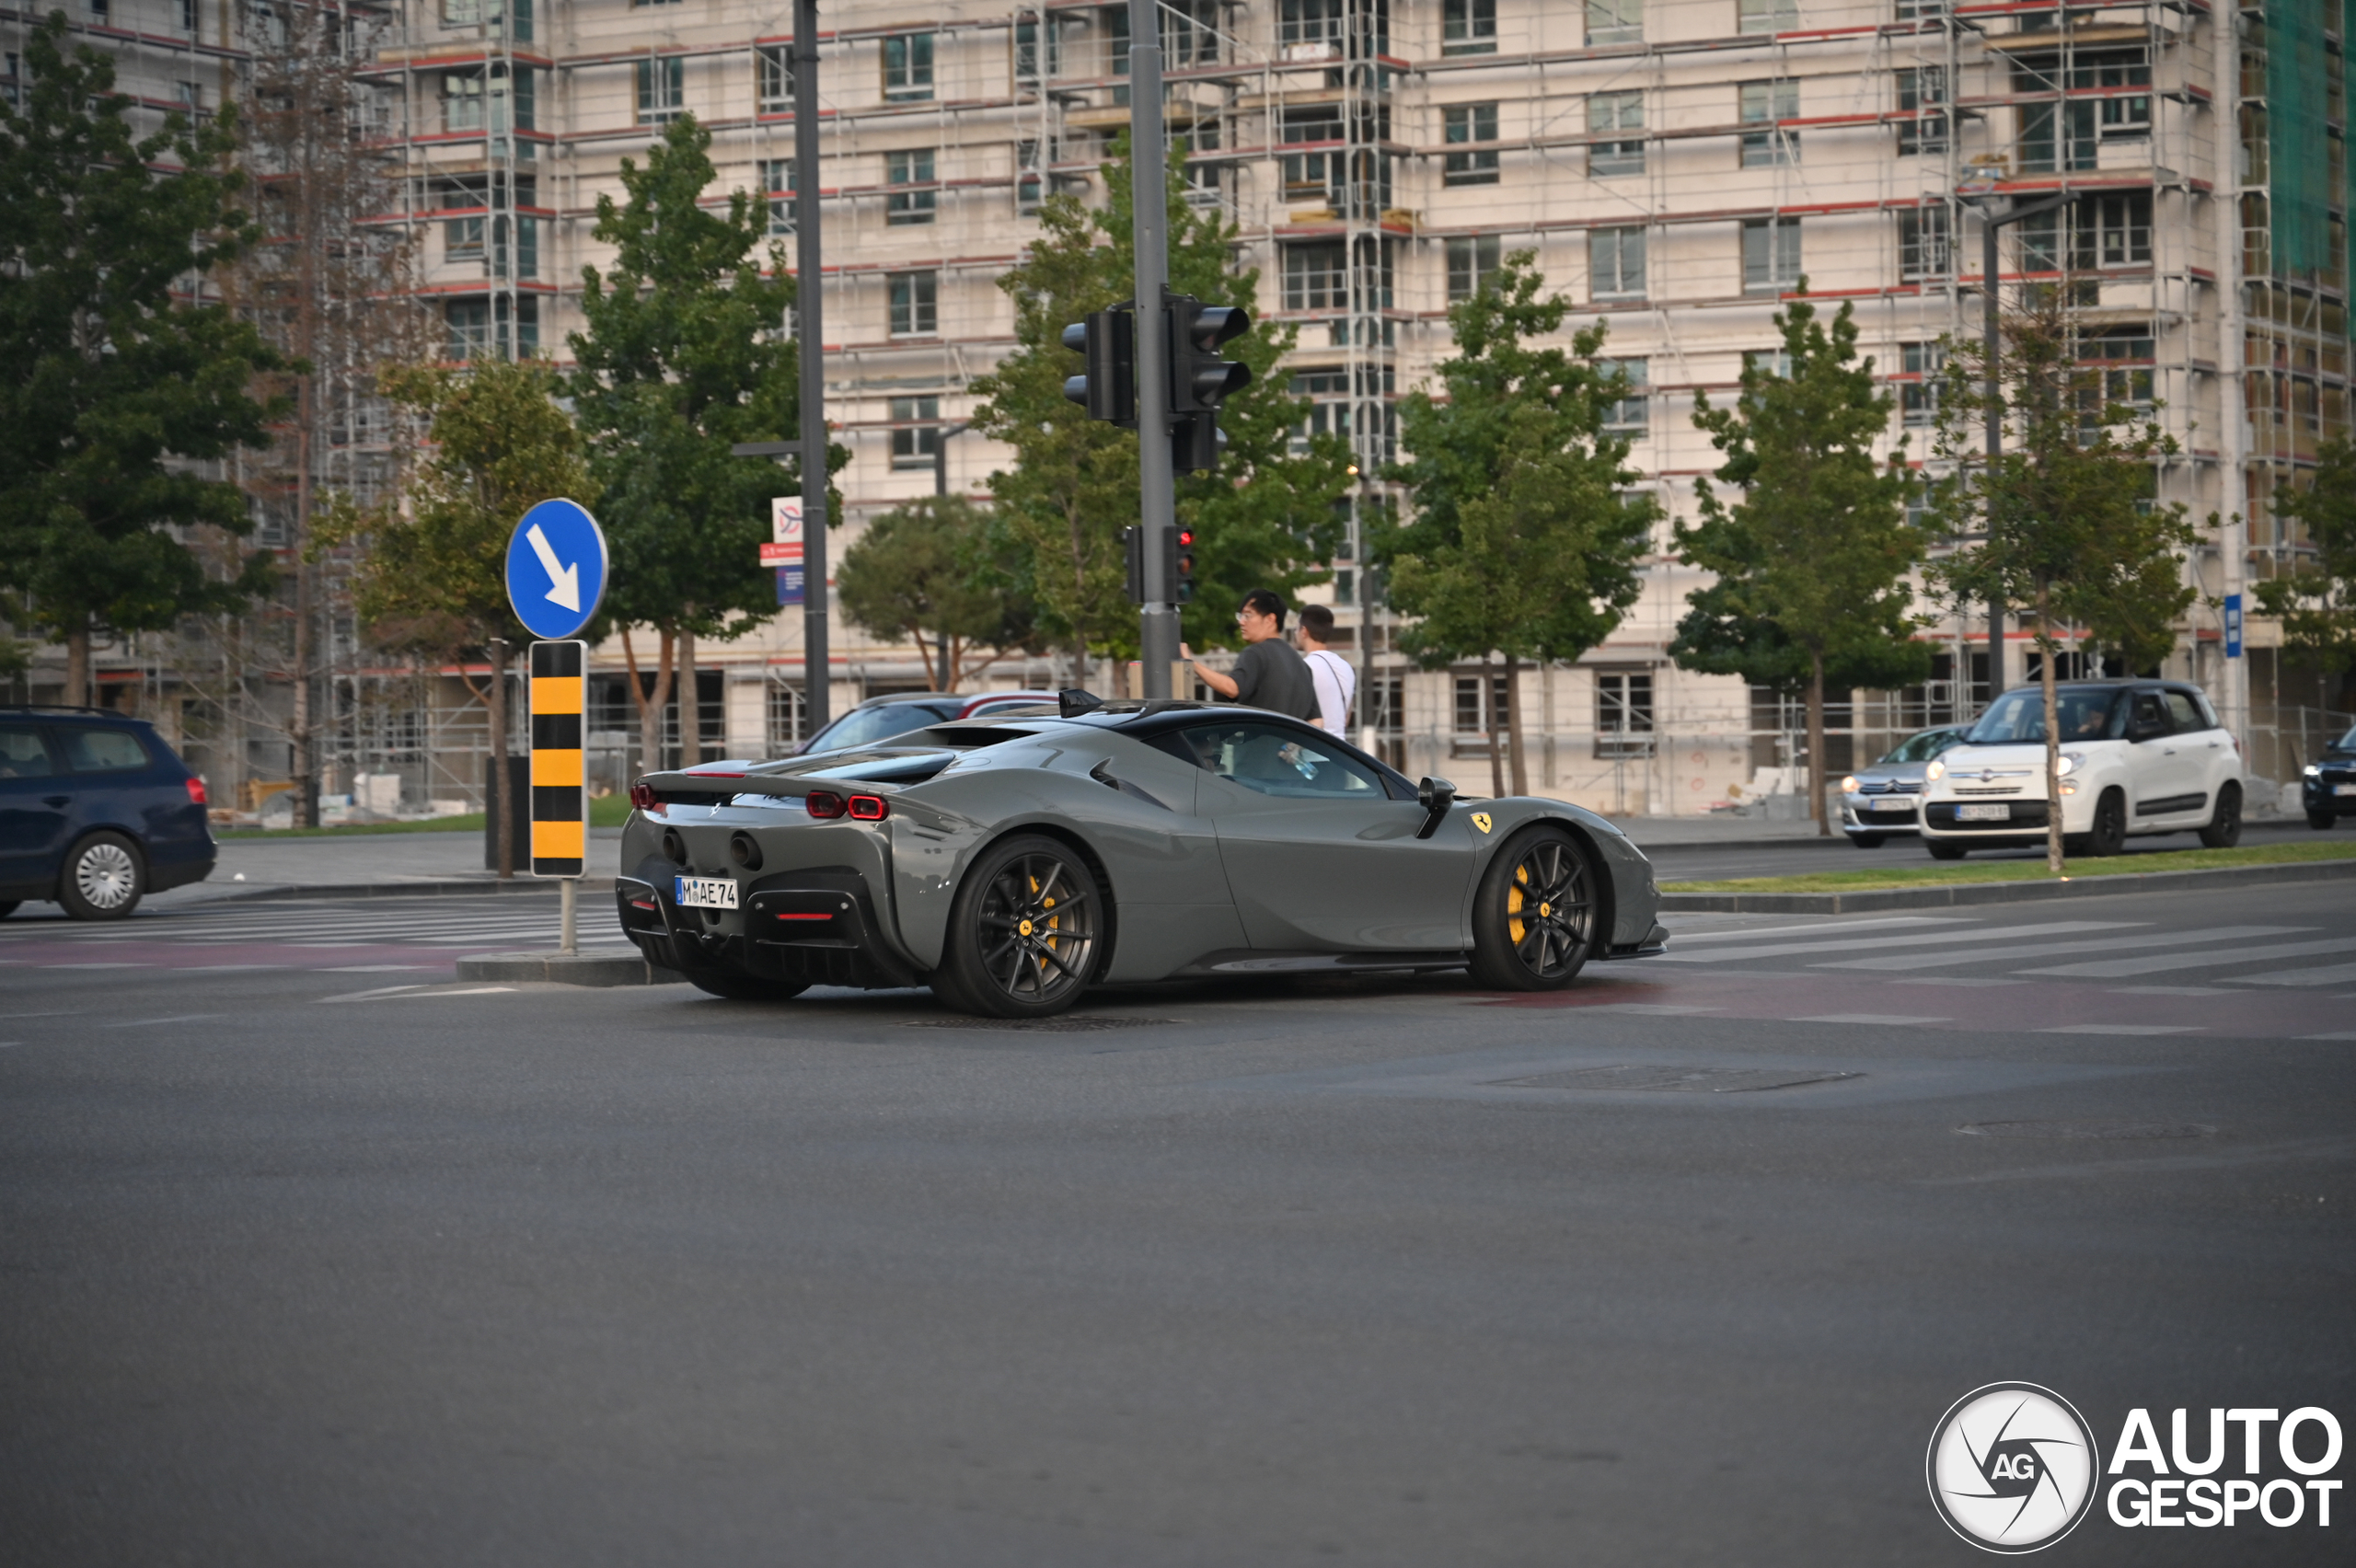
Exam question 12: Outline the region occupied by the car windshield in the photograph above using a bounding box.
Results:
[2332,723,2356,753]
[1877,729,1963,766]
[803,702,959,754]
[1966,688,2120,744]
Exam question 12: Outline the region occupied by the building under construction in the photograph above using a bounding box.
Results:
[13,0,2353,816]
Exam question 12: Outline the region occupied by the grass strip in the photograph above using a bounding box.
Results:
[217,794,634,839]
[1666,838,2356,894]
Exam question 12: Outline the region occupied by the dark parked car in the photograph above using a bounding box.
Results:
[791,690,1061,756]
[0,708,215,919]
[2304,722,2356,828]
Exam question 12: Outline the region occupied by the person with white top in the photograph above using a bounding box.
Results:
[1295,604,1356,734]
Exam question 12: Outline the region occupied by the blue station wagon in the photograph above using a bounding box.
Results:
[0,708,216,919]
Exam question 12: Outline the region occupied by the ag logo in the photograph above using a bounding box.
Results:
[1470,813,1493,834]
[1927,1383,2100,1553]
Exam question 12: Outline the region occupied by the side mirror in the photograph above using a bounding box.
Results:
[1415,776,1455,839]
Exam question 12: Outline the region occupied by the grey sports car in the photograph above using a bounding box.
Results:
[616,695,1669,1017]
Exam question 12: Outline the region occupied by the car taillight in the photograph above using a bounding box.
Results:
[629,780,658,811]
[804,790,846,818]
[629,897,657,911]
[184,777,208,806]
[847,793,889,821]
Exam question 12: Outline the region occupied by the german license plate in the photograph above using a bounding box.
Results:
[1872,797,1915,812]
[675,875,738,910]
[2337,784,2356,797]
[1955,802,2010,822]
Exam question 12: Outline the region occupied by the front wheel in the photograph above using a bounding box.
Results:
[933,834,1104,1018]
[2310,809,2339,831]
[2085,789,2127,857]
[0,900,19,919]
[58,832,144,920]
[1847,833,1886,850]
[1924,839,1968,861]
[1470,827,1599,992]
[2198,782,2243,849]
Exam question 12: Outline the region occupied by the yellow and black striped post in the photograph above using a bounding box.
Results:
[529,640,587,879]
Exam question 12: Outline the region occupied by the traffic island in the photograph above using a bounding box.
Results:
[1660,841,2356,913]
[456,951,687,986]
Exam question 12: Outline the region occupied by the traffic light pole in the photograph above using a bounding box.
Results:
[1127,0,1176,699]
[794,0,830,731]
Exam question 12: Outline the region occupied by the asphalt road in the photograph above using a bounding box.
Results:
[1645,813,2332,883]
[2,881,2350,1565]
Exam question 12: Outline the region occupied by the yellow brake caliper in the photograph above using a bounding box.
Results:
[1507,863,1528,945]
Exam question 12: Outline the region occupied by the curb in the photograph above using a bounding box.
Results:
[1658,856,2356,914]
[456,950,685,986]
[199,877,617,905]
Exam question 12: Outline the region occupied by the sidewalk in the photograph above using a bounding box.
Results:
[155,827,626,905]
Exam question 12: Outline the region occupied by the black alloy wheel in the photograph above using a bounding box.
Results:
[2198,782,2243,849]
[2086,789,2128,857]
[935,835,1103,1018]
[1470,827,1598,991]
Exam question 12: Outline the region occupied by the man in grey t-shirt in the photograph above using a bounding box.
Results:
[1181,589,1320,722]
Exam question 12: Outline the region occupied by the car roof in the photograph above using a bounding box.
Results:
[848,691,962,709]
[0,705,156,728]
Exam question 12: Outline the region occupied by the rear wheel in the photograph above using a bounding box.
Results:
[2086,789,2127,857]
[1847,833,1886,850]
[680,966,810,1002]
[1925,839,1968,861]
[2310,809,2339,831]
[0,901,18,919]
[2197,782,2243,849]
[934,835,1103,1018]
[57,832,144,920]
[1470,827,1599,992]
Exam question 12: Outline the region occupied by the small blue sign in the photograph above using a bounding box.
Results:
[505,499,609,641]
[2223,593,2243,659]
[776,564,804,606]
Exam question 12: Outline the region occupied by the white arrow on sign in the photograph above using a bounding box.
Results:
[525,523,581,613]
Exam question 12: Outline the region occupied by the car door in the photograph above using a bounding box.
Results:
[2161,690,2232,820]
[0,723,70,894]
[2122,689,2201,824]
[1172,719,1475,951]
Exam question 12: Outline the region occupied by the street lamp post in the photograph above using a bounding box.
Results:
[933,420,971,498]
[1959,185,2073,709]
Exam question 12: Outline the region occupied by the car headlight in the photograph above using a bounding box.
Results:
[2056,751,2084,777]
[1841,775,1860,794]
[2306,764,2324,778]
[1925,759,1946,781]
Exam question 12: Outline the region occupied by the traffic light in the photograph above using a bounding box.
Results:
[1122,525,1145,605]
[1060,306,1136,428]
[1123,525,1194,605]
[1164,294,1252,475]
[1173,526,1196,604]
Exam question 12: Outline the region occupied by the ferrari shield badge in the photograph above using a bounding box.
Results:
[1471,813,1493,834]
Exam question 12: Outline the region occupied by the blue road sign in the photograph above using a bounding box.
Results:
[506,499,609,641]
[2224,593,2243,659]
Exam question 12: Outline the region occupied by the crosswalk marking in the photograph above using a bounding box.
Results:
[2227,961,2356,989]
[1651,920,2144,964]
[0,897,631,952]
[2018,934,2351,979]
[1666,917,1971,944]
[1812,926,2302,973]
[1792,1013,1949,1025]
[2038,1023,2201,1035]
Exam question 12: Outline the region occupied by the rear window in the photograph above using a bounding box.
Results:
[62,728,152,773]
[0,725,54,778]
[2162,692,2202,732]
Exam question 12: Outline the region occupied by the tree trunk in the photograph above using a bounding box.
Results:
[910,626,940,692]
[489,638,514,880]
[2038,583,2065,875]
[1807,650,1831,837]
[64,622,90,709]
[622,628,676,776]
[1505,653,1530,798]
[679,628,700,767]
[1486,657,1506,800]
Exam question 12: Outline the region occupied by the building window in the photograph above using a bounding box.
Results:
[1899,205,1949,281]
[1599,358,1649,441]
[445,298,490,359]
[1443,103,1500,185]
[1742,217,1801,295]
[1900,341,1945,426]
[883,32,934,102]
[444,187,485,263]
[888,271,938,336]
[1442,0,1496,55]
[444,72,484,133]
[886,149,936,225]
[1897,67,1946,155]
[636,57,683,125]
[87,0,109,22]
[1163,0,1218,67]
[1454,673,1507,740]
[1283,241,1349,311]
[767,683,805,752]
[172,78,202,113]
[1588,90,1644,176]
[2080,328,2155,422]
[1013,18,1042,84]
[1016,139,1044,214]
[1739,79,1798,167]
[1589,225,1646,301]
[1586,0,1641,45]
[179,0,196,29]
[1895,0,1947,17]
[1595,669,1655,758]
[891,397,941,469]
[759,157,795,236]
[1446,234,1501,301]
[1738,0,1796,33]
[2087,192,2154,265]
[756,44,792,114]
[1744,349,1795,380]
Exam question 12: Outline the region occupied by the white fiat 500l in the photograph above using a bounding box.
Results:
[1918,681,2245,859]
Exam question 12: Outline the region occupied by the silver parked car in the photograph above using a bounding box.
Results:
[1839,723,1970,848]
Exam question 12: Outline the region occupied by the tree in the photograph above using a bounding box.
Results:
[970,132,1353,670]
[328,357,591,878]
[0,14,285,706]
[1674,293,1930,836]
[1380,254,1654,797]
[1925,286,2197,872]
[837,497,1040,691]
[2258,437,2356,706]
[568,114,839,769]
